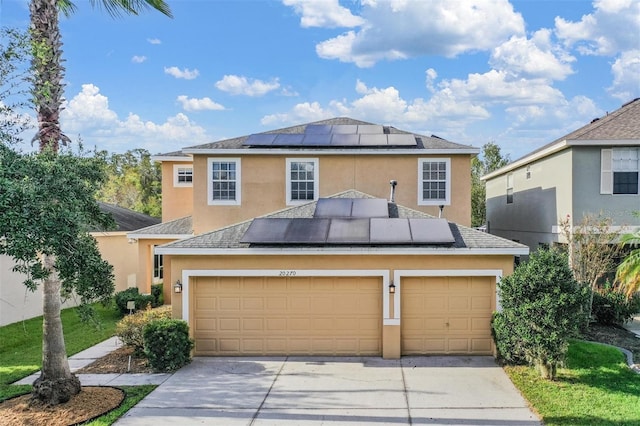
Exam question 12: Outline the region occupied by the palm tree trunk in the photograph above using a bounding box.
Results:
[31,254,81,404]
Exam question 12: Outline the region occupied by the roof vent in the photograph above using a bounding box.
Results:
[383,126,391,134]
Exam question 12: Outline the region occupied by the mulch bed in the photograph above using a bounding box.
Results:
[582,323,640,363]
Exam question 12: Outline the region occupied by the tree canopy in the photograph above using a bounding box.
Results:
[471,142,510,227]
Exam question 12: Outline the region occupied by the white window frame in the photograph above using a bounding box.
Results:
[506,173,514,204]
[207,157,241,205]
[286,158,319,205]
[417,158,451,206]
[601,148,639,195]
[153,246,163,283]
[173,164,193,187]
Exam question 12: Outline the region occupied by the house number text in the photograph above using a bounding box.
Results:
[279,270,297,277]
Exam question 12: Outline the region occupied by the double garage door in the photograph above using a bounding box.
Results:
[192,275,494,356]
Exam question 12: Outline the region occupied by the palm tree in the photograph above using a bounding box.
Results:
[29,0,171,405]
[615,229,640,299]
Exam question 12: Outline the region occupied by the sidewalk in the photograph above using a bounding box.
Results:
[12,336,172,386]
[623,315,640,337]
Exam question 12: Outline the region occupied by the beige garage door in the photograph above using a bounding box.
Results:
[401,276,494,355]
[192,276,382,356]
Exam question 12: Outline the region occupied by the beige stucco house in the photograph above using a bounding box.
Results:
[132,117,528,358]
[0,203,159,326]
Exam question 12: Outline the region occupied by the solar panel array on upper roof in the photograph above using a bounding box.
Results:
[243,124,417,147]
[314,198,389,218]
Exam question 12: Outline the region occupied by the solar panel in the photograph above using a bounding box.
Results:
[331,125,358,134]
[357,125,383,134]
[240,218,291,243]
[272,134,305,146]
[358,134,388,146]
[351,198,389,218]
[305,124,333,134]
[331,133,360,146]
[326,218,370,243]
[302,133,332,146]
[370,218,412,243]
[409,218,455,244]
[243,133,277,146]
[285,218,329,243]
[387,134,417,146]
[314,198,353,218]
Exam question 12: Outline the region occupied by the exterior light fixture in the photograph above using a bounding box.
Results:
[389,282,396,294]
[174,280,183,293]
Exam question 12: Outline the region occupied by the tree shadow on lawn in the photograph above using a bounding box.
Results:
[543,416,640,426]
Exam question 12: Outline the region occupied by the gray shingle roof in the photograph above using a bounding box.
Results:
[95,203,160,232]
[159,190,526,252]
[128,215,193,237]
[181,117,474,152]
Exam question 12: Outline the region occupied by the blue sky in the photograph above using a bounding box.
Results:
[3,0,639,160]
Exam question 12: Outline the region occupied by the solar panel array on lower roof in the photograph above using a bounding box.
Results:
[243,124,417,147]
[240,217,455,245]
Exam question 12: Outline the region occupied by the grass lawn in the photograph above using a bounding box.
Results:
[506,340,640,426]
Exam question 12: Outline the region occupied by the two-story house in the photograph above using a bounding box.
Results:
[130,117,527,359]
[483,98,640,253]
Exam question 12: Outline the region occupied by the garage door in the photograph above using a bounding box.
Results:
[401,276,494,355]
[192,276,382,356]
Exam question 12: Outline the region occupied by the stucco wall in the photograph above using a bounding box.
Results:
[93,232,138,293]
[161,161,193,222]
[191,153,472,234]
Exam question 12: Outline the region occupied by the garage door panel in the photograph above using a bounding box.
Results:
[402,276,494,355]
[193,276,381,356]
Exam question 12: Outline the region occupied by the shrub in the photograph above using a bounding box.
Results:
[592,288,640,325]
[492,248,589,380]
[143,318,194,372]
[151,283,164,307]
[116,306,172,354]
[114,287,154,316]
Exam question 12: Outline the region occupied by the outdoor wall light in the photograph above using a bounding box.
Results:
[389,282,396,294]
[174,280,183,293]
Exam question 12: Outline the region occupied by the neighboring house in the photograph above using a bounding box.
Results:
[0,203,159,326]
[482,98,640,253]
[132,117,528,358]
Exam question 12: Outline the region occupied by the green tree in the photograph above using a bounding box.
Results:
[96,149,162,217]
[26,0,171,405]
[492,249,589,380]
[471,142,510,227]
[0,28,31,145]
[615,212,640,299]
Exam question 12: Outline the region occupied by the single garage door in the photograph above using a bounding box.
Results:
[192,276,382,356]
[401,276,494,355]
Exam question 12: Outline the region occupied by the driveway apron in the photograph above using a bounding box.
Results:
[115,356,541,425]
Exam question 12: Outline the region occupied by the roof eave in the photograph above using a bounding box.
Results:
[155,246,529,256]
[181,148,480,155]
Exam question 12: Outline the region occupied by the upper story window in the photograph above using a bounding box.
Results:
[286,158,318,205]
[208,158,241,205]
[173,165,193,187]
[418,158,451,206]
[506,173,514,204]
[601,148,639,195]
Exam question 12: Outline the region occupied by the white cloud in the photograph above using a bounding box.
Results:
[60,84,209,153]
[176,95,225,111]
[283,0,364,28]
[315,0,525,67]
[490,32,575,80]
[608,50,640,101]
[131,55,147,64]
[147,38,161,45]
[555,0,640,55]
[164,66,199,80]
[261,102,331,126]
[215,75,280,96]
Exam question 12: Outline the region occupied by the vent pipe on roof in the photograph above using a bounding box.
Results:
[439,205,444,219]
[389,180,398,203]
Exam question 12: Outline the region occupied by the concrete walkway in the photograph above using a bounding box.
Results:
[115,356,541,426]
[12,337,171,386]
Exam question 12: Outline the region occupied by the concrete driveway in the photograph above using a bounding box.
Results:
[115,356,541,426]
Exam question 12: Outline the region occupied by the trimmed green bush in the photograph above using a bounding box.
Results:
[151,283,164,307]
[143,318,194,372]
[592,288,640,325]
[492,248,589,379]
[114,287,154,316]
[116,306,172,354]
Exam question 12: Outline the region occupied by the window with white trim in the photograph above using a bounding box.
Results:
[286,158,318,204]
[208,158,241,205]
[153,247,163,282]
[173,165,193,187]
[506,173,514,204]
[601,148,639,195]
[418,158,451,205]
